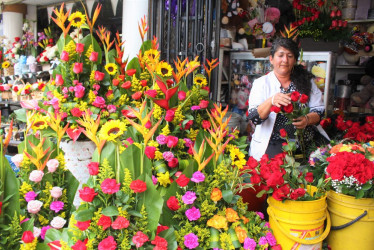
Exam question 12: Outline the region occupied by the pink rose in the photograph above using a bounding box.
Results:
[76,43,84,53]
[107,105,116,113]
[199,100,209,109]
[60,51,69,61]
[27,200,43,214]
[89,51,98,62]
[178,91,186,100]
[71,107,82,117]
[73,63,83,74]
[166,136,179,148]
[47,159,59,173]
[50,216,66,229]
[92,96,106,108]
[29,170,44,183]
[55,74,64,86]
[50,187,63,199]
[74,85,85,98]
[11,154,23,167]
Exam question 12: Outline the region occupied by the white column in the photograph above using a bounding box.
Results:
[122,0,149,61]
[2,4,27,42]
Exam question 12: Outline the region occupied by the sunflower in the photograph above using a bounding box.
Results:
[68,11,86,28]
[193,74,208,87]
[105,63,118,75]
[143,49,160,64]
[31,114,50,131]
[99,120,127,141]
[156,61,173,77]
[2,61,10,68]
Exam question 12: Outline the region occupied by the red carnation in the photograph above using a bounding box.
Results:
[290,188,306,200]
[98,215,112,230]
[156,225,169,235]
[168,158,179,168]
[75,220,91,231]
[101,178,120,194]
[112,79,120,86]
[290,91,300,102]
[98,236,117,250]
[305,172,314,183]
[167,196,180,211]
[140,79,148,87]
[72,239,88,250]
[130,180,147,193]
[145,146,157,159]
[21,231,35,243]
[299,94,309,104]
[126,69,136,76]
[282,103,294,113]
[79,187,97,202]
[87,162,99,175]
[175,174,190,187]
[111,216,130,229]
[151,236,168,249]
[202,120,211,129]
[320,118,331,129]
[132,231,149,248]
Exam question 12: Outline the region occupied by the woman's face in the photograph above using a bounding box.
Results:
[269,46,296,77]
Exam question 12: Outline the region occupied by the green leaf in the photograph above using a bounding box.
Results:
[158,228,177,250]
[81,34,102,64]
[119,144,151,180]
[74,209,94,222]
[356,189,365,199]
[256,189,267,198]
[2,157,20,223]
[361,182,371,191]
[36,243,50,250]
[126,57,142,78]
[65,170,78,212]
[128,210,142,217]
[44,228,62,243]
[209,227,221,248]
[14,108,27,122]
[102,206,119,217]
[56,34,73,55]
[228,227,241,248]
[140,40,152,53]
[222,190,233,203]
[21,217,34,231]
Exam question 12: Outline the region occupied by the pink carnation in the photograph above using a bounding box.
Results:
[101,178,120,194]
[185,207,201,221]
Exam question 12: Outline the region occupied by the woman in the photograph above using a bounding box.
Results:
[247,38,328,160]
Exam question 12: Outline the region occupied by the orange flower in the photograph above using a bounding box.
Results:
[241,216,249,224]
[330,144,343,154]
[210,188,222,202]
[207,215,227,230]
[235,226,248,243]
[225,208,239,222]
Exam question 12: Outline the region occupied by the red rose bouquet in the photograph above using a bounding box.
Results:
[334,115,374,142]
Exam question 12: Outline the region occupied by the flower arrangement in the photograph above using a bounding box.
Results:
[291,0,349,41]
[37,27,58,65]
[309,141,374,199]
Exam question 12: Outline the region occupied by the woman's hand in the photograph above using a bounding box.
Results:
[271,93,291,107]
[292,115,308,129]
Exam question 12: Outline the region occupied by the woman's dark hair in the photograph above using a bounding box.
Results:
[270,38,313,96]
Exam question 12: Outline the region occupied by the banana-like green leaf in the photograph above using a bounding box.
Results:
[81,34,102,64]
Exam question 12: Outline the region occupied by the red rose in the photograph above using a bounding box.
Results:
[246,157,259,169]
[151,236,168,249]
[140,79,148,87]
[250,173,261,184]
[320,118,331,129]
[112,78,120,86]
[126,69,136,76]
[130,180,147,193]
[272,184,290,201]
[132,231,149,248]
[165,110,175,122]
[167,196,180,211]
[299,94,309,104]
[94,71,105,81]
[202,120,211,129]
[22,231,35,243]
[75,220,91,231]
[98,215,112,230]
[15,37,20,42]
[156,225,169,235]
[168,158,179,168]
[270,105,281,113]
[79,187,98,202]
[145,146,157,159]
[305,172,314,183]
[290,91,300,102]
[101,178,120,194]
[121,81,131,89]
[111,216,130,229]
[266,171,284,187]
[279,128,287,138]
[76,43,84,53]
[176,174,190,187]
[290,188,306,200]
[132,91,142,100]
[72,239,88,250]
[98,236,117,250]
[145,89,157,98]
[178,91,186,100]
[199,100,209,109]
[282,103,294,113]
[87,162,99,175]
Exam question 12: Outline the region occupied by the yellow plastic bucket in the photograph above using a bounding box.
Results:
[267,186,331,249]
[327,191,374,250]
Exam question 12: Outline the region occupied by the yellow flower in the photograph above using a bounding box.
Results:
[211,188,222,202]
[31,114,50,131]
[2,61,10,68]
[225,208,239,222]
[235,226,248,243]
[99,120,126,141]
[68,11,86,28]
[105,63,118,75]
[157,171,171,187]
[156,61,173,77]
[143,49,160,64]
[155,150,163,160]
[207,215,227,230]
[193,74,208,87]
[229,147,246,170]
[20,182,32,196]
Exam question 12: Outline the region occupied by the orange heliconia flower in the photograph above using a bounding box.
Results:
[138,15,149,42]
[51,3,71,38]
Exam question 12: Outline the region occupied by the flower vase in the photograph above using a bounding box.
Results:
[327,191,374,250]
[267,186,330,249]
[60,140,96,207]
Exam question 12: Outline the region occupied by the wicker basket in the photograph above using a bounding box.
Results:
[20,95,32,101]
[31,91,43,100]
[1,91,12,100]
[4,66,14,76]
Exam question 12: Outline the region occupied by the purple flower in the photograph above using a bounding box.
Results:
[156,135,167,145]
[184,233,199,249]
[264,222,270,228]
[152,175,158,185]
[182,191,196,205]
[162,151,174,162]
[191,105,201,111]
[256,211,264,219]
[191,171,205,183]
[243,237,257,250]
[265,231,277,246]
[184,138,193,147]
[50,201,64,213]
[258,236,268,246]
[41,225,52,240]
[25,191,38,202]
[185,207,201,221]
